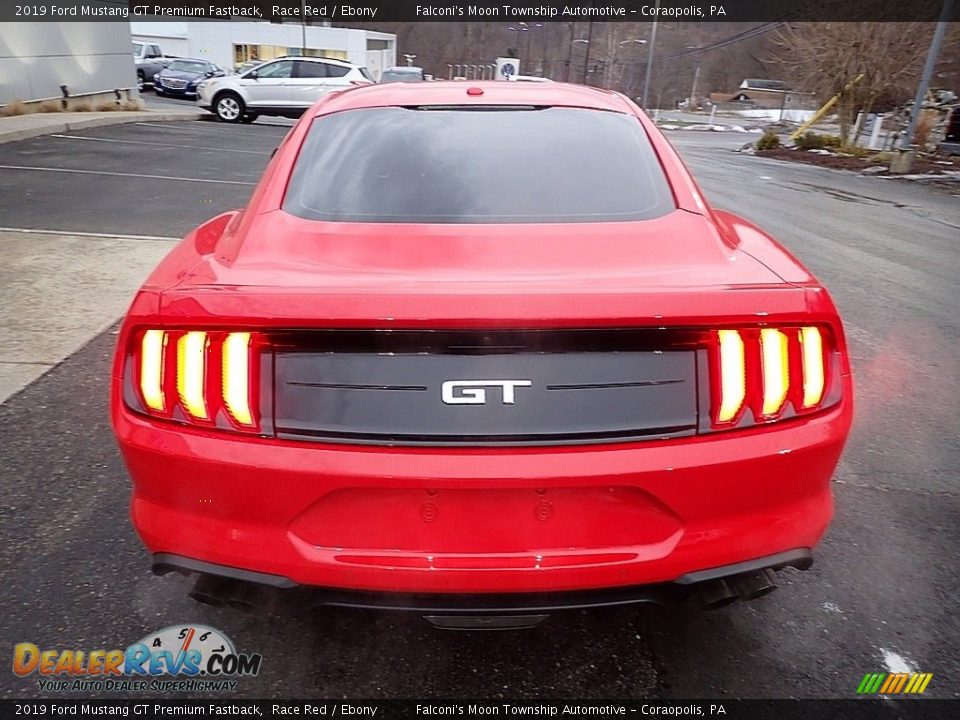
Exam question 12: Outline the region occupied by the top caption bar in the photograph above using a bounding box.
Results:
[4,0,959,23]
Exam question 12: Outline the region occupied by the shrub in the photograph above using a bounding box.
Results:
[37,101,62,113]
[95,101,120,112]
[120,99,145,111]
[756,130,781,151]
[71,101,92,112]
[795,132,841,151]
[794,132,822,150]
[0,99,29,117]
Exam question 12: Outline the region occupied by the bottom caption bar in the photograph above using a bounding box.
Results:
[0,700,955,720]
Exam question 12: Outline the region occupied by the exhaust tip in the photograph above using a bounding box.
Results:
[188,575,231,608]
[729,569,778,601]
[188,575,273,613]
[224,583,269,614]
[697,579,739,610]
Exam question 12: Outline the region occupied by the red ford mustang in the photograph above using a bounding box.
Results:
[111,82,852,625]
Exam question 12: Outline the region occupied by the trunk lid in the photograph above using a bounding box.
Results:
[160,209,801,327]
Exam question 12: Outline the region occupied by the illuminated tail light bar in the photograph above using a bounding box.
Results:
[139,330,167,412]
[800,326,825,408]
[716,329,746,423]
[130,329,262,434]
[711,325,833,429]
[759,328,789,417]
[177,331,209,420]
[222,332,254,427]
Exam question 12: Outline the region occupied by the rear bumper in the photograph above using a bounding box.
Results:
[115,394,851,595]
[153,548,813,613]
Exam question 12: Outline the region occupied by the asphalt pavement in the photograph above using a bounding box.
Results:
[0,114,957,700]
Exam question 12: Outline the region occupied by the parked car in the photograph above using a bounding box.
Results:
[154,59,225,99]
[111,82,852,627]
[132,42,169,91]
[196,56,374,123]
[379,66,426,83]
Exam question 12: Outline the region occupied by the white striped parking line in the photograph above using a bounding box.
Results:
[0,165,257,185]
[132,121,292,137]
[50,134,272,155]
[0,227,180,241]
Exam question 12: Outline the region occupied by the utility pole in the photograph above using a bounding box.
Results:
[688,63,700,110]
[899,0,954,150]
[540,23,549,76]
[300,0,306,56]
[582,20,594,85]
[565,22,576,82]
[641,0,660,111]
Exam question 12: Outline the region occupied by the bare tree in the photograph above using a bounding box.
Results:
[769,21,958,143]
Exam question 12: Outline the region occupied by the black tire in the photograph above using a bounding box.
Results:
[136,71,145,92]
[240,113,259,124]
[213,92,245,123]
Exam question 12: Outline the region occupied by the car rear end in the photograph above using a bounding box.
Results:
[111,83,852,622]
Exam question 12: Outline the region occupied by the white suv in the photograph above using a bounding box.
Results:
[197,56,374,123]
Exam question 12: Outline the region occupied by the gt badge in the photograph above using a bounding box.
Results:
[441,380,532,405]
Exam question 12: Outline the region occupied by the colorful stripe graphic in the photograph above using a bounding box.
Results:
[857,673,933,694]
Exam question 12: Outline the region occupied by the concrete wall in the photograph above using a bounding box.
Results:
[131,21,395,72]
[731,108,817,122]
[0,22,135,104]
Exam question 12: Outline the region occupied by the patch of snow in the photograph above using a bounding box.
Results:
[882,649,915,674]
[899,174,951,181]
[822,601,843,614]
[685,123,728,132]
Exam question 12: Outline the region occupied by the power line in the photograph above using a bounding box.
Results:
[651,22,788,62]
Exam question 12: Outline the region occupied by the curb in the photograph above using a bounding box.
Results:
[0,111,203,144]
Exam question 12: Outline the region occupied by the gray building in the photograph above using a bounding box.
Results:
[0,22,136,106]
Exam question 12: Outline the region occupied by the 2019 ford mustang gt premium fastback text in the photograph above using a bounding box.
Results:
[111,82,852,625]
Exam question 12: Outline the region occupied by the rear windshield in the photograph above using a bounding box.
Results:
[282,107,675,224]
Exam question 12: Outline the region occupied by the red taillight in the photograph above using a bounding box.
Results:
[130,329,262,433]
[710,325,832,429]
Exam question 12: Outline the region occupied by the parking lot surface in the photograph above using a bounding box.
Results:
[0,118,957,699]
